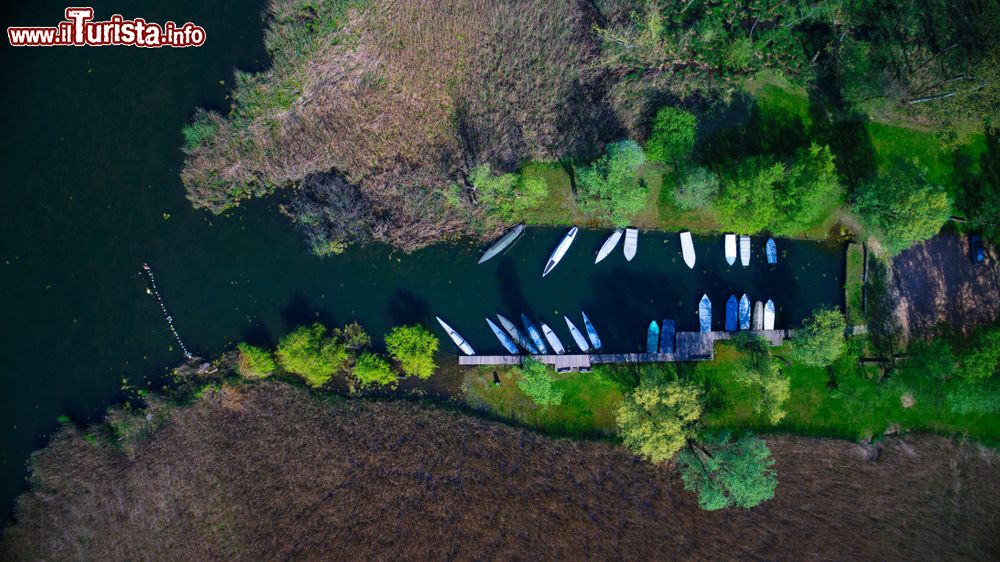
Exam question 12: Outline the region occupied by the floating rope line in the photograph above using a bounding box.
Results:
[141,262,193,359]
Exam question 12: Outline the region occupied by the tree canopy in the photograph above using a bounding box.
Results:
[352,352,397,389]
[677,432,777,511]
[575,140,648,227]
[276,323,349,388]
[646,107,696,166]
[515,358,564,407]
[792,308,848,367]
[236,342,276,379]
[732,334,790,425]
[385,325,439,379]
[616,377,703,464]
[469,164,547,226]
[715,156,784,233]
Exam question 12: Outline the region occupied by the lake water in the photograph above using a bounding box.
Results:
[0,0,844,518]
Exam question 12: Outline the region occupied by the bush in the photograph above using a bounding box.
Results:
[470,164,547,224]
[674,166,719,210]
[853,161,951,255]
[678,432,777,511]
[616,377,703,464]
[276,323,349,388]
[385,325,439,379]
[733,334,790,425]
[646,107,696,166]
[575,140,648,227]
[792,308,848,367]
[352,352,397,389]
[181,111,219,153]
[714,156,785,233]
[236,343,276,379]
[515,358,564,407]
[774,144,841,234]
[957,329,1000,382]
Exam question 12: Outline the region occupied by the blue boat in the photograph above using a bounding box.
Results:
[725,295,738,331]
[497,314,539,354]
[739,294,751,330]
[520,314,548,354]
[485,318,518,354]
[766,238,777,264]
[581,311,602,350]
[647,321,659,353]
[699,295,712,333]
[660,319,676,354]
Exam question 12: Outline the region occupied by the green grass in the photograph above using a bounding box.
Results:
[845,243,864,326]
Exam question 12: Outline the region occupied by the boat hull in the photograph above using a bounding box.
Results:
[740,235,751,266]
[739,294,750,330]
[581,311,602,350]
[724,234,736,265]
[436,316,475,355]
[624,228,638,261]
[725,295,738,331]
[565,317,591,352]
[752,301,764,331]
[595,229,623,263]
[520,314,548,354]
[498,314,538,354]
[764,300,776,330]
[478,224,524,264]
[699,294,712,333]
[680,231,696,269]
[542,227,578,277]
[647,321,659,353]
[660,319,675,353]
[486,318,519,354]
[766,238,777,264]
[541,323,565,355]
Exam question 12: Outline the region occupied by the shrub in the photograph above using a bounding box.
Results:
[236,342,276,379]
[775,144,841,235]
[385,325,439,379]
[276,323,349,388]
[646,107,696,166]
[714,156,785,233]
[575,140,648,227]
[352,352,397,389]
[515,358,564,407]
[470,164,547,224]
[958,329,1000,382]
[180,111,219,153]
[616,377,703,464]
[792,308,848,367]
[733,334,790,425]
[675,166,719,210]
[678,432,777,511]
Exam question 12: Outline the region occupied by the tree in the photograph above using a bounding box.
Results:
[616,377,703,464]
[236,342,276,379]
[678,432,777,511]
[575,140,648,227]
[385,325,439,379]
[646,107,696,166]
[774,144,841,234]
[733,334,790,425]
[853,161,951,255]
[469,164,547,225]
[352,352,397,389]
[674,166,719,210]
[276,323,349,388]
[515,358,564,407]
[715,156,785,233]
[792,308,848,367]
[332,321,371,350]
[958,328,1000,382]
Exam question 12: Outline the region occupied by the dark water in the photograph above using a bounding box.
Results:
[0,0,844,519]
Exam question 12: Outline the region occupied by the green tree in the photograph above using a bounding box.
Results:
[616,377,703,464]
[470,164,547,224]
[792,307,848,367]
[678,432,777,511]
[352,352,397,389]
[575,140,648,227]
[674,166,719,211]
[715,156,785,233]
[958,329,1000,382]
[236,342,276,379]
[276,323,349,388]
[515,358,564,407]
[646,107,696,166]
[774,144,841,234]
[385,325,439,379]
[332,321,372,350]
[733,334,790,425]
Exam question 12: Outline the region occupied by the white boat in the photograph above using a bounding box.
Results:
[739,294,750,330]
[497,314,538,354]
[766,238,777,264]
[541,322,565,355]
[478,224,524,264]
[486,318,518,354]
[764,300,776,330]
[740,235,751,266]
[543,227,578,277]
[753,301,764,331]
[564,316,591,352]
[436,316,475,355]
[595,229,623,264]
[581,311,602,350]
[724,234,736,265]
[623,228,638,261]
[680,231,696,269]
[699,294,712,333]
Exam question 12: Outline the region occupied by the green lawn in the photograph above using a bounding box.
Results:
[845,243,864,325]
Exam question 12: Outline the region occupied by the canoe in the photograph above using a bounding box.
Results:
[766,238,777,264]
[753,301,764,331]
[581,310,602,350]
[699,294,712,333]
[595,229,623,264]
[680,231,696,269]
[647,321,659,353]
[739,294,751,330]
[624,228,638,261]
[764,300,776,330]
[436,316,475,356]
[660,319,676,354]
[498,314,539,354]
[724,234,736,265]
[725,295,738,331]
[564,316,591,352]
[520,313,548,354]
[542,227,578,277]
[740,235,751,266]
[541,322,565,355]
[478,224,525,264]
[486,318,518,354]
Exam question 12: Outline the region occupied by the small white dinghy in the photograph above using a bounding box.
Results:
[680,231,696,269]
[764,300,776,330]
[623,228,638,261]
[564,316,591,352]
[541,322,566,355]
[436,316,475,356]
[724,234,736,266]
[740,235,751,266]
[595,229,623,264]
[543,227,578,277]
[478,224,524,264]
[752,301,764,331]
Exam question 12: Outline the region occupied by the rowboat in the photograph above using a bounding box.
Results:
[753,301,764,330]
[699,294,712,333]
[436,316,475,356]
[660,319,676,353]
[564,316,591,352]
[486,318,518,354]
[581,310,602,350]
[766,238,777,264]
[764,300,776,330]
[725,295,738,331]
[542,227,578,277]
[478,224,524,264]
[739,294,750,330]
[541,322,565,355]
[724,234,736,265]
[680,231,696,269]
[624,228,638,261]
[740,235,751,266]
[498,314,539,354]
[595,229,623,264]
[647,321,659,353]
[520,313,548,354]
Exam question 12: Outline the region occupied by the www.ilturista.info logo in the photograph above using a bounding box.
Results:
[7,7,205,48]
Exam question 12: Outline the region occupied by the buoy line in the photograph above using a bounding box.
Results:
[141,262,193,359]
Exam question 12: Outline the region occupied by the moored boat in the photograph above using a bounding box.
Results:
[647,320,659,353]
[486,318,518,354]
[520,314,548,354]
[680,231,696,269]
[541,322,566,355]
[699,294,712,333]
[753,301,764,331]
[660,319,676,353]
[764,300,776,330]
[740,235,751,266]
[478,224,525,264]
[564,316,591,352]
[725,295,738,331]
[724,234,736,265]
[624,228,638,261]
[436,316,475,355]
[498,314,539,354]
[766,238,777,264]
[581,310,602,350]
[739,294,750,330]
[543,227,578,277]
[595,229,623,264]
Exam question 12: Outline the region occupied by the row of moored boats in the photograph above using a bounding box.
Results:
[436,311,604,357]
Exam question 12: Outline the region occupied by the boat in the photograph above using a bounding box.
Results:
[595,229,623,264]
[478,224,525,264]
[740,235,751,266]
[436,316,475,356]
[724,234,736,265]
[486,318,518,354]
[764,300,776,330]
[647,321,659,353]
[680,231,696,269]
[699,294,712,333]
[564,316,591,352]
[739,294,750,330]
[753,301,764,331]
[725,295,738,331]
[541,322,565,355]
[623,228,638,261]
[498,314,539,354]
[581,310,602,350]
[520,314,548,354]
[766,238,777,264]
[542,227,578,277]
[660,319,676,354]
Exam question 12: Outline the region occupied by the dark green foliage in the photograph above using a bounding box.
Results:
[515,358,564,407]
[715,156,785,233]
[575,140,648,227]
[678,432,777,511]
[385,325,439,379]
[276,323,349,388]
[792,308,847,367]
[775,144,841,234]
[957,329,1000,382]
[732,333,790,425]
[646,107,696,166]
[954,129,1000,242]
